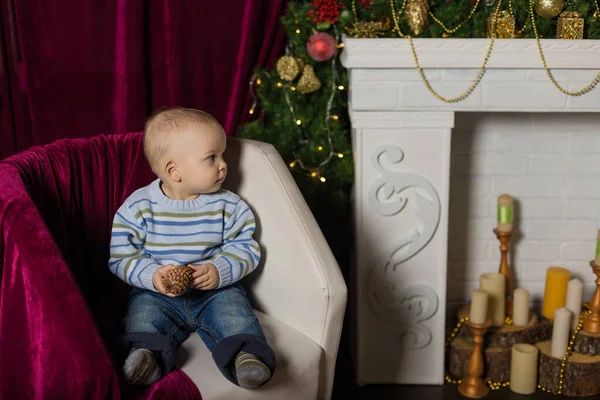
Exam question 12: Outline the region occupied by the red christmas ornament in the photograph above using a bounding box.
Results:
[307,0,344,24]
[306,32,338,62]
[358,0,373,7]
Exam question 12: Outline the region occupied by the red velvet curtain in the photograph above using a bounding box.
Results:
[0,0,288,159]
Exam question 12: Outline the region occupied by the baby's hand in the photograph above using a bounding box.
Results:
[190,264,219,290]
[152,264,179,297]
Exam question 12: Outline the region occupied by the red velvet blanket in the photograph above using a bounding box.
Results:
[0,132,201,399]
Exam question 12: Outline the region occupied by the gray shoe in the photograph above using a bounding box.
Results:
[235,351,271,389]
[123,348,162,385]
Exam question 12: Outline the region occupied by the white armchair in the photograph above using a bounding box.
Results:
[175,138,348,400]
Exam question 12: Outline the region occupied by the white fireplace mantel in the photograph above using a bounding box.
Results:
[341,38,600,386]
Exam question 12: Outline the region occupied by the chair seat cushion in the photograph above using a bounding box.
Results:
[176,310,322,400]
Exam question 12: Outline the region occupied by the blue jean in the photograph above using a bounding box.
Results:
[122,283,276,385]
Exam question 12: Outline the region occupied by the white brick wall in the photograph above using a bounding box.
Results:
[448,112,600,305]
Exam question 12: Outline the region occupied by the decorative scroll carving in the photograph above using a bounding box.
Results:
[366,144,441,348]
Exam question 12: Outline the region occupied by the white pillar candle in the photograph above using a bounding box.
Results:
[513,288,530,327]
[565,278,584,330]
[551,308,573,359]
[510,343,539,395]
[480,272,506,327]
[470,290,489,324]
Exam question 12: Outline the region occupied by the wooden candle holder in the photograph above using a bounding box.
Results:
[583,260,600,334]
[493,228,514,317]
[458,319,493,399]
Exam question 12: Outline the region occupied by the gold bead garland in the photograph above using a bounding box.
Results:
[508,0,529,36]
[528,0,600,96]
[387,0,600,102]
[428,0,481,35]
[352,0,600,104]
[389,0,503,103]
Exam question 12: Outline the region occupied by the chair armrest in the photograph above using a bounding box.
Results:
[225,138,347,400]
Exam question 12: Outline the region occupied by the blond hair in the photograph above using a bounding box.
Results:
[143,107,219,172]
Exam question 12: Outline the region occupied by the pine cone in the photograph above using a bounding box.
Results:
[162,266,194,296]
[405,0,429,36]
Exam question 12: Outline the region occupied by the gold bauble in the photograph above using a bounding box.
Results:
[276,56,300,82]
[405,0,429,36]
[535,0,565,19]
[297,65,321,94]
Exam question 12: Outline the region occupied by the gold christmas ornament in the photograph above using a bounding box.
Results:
[486,10,515,38]
[405,0,429,36]
[557,11,584,39]
[162,266,194,296]
[276,56,300,82]
[345,18,391,38]
[297,65,321,94]
[535,0,565,19]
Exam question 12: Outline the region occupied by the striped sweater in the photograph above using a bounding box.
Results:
[109,178,261,292]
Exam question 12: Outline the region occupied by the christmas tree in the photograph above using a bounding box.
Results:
[239,1,356,262]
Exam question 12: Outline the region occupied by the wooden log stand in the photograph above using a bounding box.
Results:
[448,305,552,382]
[536,340,600,397]
[573,330,600,356]
[454,305,552,347]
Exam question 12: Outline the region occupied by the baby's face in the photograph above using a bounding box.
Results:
[171,122,227,195]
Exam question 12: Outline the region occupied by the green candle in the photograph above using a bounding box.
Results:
[497,194,513,233]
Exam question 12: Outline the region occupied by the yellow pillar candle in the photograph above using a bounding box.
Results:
[480,272,506,327]
[551,308,572,358]
[595,228,600,266]
[542,267,571,320]
[513,288,530,327]
[509,344,539,395]
[497,194,514,233]
[470,289,489,324]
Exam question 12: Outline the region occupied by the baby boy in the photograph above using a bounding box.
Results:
[109,107,275,389]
